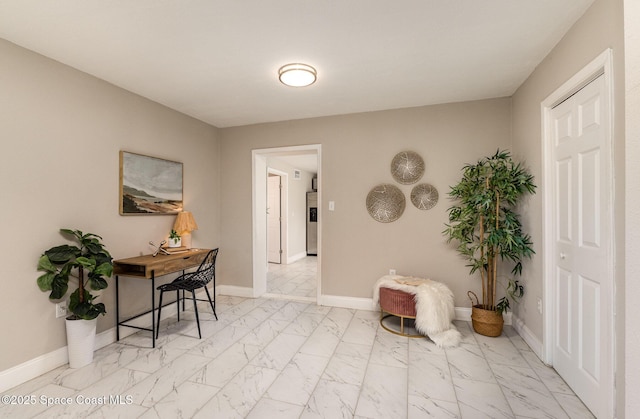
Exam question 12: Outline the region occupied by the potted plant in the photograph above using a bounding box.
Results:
[168,229,181,248]
[37,229,113,367]
[443,150,535,336]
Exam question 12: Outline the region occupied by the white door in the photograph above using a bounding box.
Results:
[550,74,613,418]
[267,174,282,264]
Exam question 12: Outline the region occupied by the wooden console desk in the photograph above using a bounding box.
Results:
[113,248,211,348]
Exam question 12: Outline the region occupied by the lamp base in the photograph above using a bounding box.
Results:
[181,232,193,249]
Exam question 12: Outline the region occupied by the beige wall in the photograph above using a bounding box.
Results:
[511,0,625,413]
[0,39,221,372]
[219,99,511,304]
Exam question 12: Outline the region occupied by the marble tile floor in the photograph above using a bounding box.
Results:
[267,256,317,299]
[0,294,595,419]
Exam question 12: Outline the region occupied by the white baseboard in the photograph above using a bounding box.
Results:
[286,252,308,264]
[95,327,116,351]
[262,293,315,303]
[0,302,182,393]
[319,294,377,311]
[512,313,544,360]
[0,324,123,393]
[217,285,255,298]
[455,307,471,322]
[0,346,68,393]
[455,307,513,325]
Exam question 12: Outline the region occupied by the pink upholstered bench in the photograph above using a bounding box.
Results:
[379,287,421,337]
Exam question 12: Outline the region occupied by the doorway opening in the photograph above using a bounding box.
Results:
[252,145,321,303]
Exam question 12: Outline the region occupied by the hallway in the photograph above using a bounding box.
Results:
[267,257,317,299]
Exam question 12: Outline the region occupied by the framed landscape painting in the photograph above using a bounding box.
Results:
[119,151,183,215]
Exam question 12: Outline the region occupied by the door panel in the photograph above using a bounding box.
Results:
[267,174,281,264]
[579,149,600,248]
[556,158,572,242]
[556,267,572,355]
[580,274,600,380]
[555,109,572,145]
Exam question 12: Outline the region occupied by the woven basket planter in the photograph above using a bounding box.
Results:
[468,291,504,337]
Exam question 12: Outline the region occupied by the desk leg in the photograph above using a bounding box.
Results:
[116,275,120,341]
[181,269,186,312]
[151,272,156,349]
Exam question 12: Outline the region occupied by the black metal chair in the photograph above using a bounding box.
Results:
[156,248,219,339]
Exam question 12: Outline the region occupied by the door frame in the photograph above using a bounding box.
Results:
[541,48,615,415]
[267,168,288,264]
[252,144,322,301]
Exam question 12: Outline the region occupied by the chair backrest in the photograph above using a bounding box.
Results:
[190,248,218,285]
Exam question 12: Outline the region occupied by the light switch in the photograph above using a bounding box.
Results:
[329,201,335,211]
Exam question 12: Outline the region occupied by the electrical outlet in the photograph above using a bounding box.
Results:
[536,298,542,314]
[56,302,67,318]
[389,269,396,275]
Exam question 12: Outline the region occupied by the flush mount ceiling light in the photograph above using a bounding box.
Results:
[278,63,317,87]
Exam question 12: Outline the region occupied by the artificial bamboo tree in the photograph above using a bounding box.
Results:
[444,150,536,314]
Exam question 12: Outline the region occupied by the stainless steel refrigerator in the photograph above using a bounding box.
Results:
[306,192,317,255]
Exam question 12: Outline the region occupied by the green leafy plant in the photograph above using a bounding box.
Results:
[37,229,113,320]
[169,229,181,240]
[443,150,535,314]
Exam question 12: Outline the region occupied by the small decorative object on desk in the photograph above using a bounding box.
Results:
[149,240,189,256]
[163,246,189,254]
[149,240,168,257]
[168,229,181,248]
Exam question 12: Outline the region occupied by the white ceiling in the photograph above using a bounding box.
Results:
[0,0,594,128]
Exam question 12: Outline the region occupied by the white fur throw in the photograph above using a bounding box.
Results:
[373,275,461,348]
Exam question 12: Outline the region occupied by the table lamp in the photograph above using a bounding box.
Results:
[173,211,198,249]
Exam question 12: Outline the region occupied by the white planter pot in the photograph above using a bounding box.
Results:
[65,317,97,368]
[168,237,181,248]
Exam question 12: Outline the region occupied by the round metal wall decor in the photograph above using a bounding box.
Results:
[411,183,439,210]
[366,184,406,223]
[390,151,425,184]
